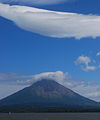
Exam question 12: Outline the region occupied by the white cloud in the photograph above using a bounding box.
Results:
[1,3,100,39]
[75,55,99,71]
[96,52,100,56]
[75,55,91,65]
[0,0,70,5]
[82,65,97,72]
[17,71,70,85]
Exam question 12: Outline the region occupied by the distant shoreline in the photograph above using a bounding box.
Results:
[0,113,100,120]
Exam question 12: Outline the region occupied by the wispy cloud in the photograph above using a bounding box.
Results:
[0,3,100,39]
[0,0,72,5]
[0,72,32,83]
[96,52,100,56]
[82,65,97,72]
[75,55,99,71]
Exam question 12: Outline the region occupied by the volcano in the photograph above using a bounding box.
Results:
[0,80,100,112]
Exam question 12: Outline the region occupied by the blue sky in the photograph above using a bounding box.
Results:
[0,0,100,101]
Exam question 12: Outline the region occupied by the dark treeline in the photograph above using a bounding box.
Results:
[0,105,100,113]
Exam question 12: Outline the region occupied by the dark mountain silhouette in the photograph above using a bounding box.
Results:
[0,80,100,112]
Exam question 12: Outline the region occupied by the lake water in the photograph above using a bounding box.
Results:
[0,113,100,120]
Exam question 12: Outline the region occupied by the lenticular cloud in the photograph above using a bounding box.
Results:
[0,0,67,5]
[0,3,100,39]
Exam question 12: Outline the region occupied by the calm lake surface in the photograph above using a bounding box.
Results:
[0,113,100,120]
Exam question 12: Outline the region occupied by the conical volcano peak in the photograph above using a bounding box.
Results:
[0,79,98,112]
[30,79,78,98]
[30,79,63,94]
[32,79,60,87]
